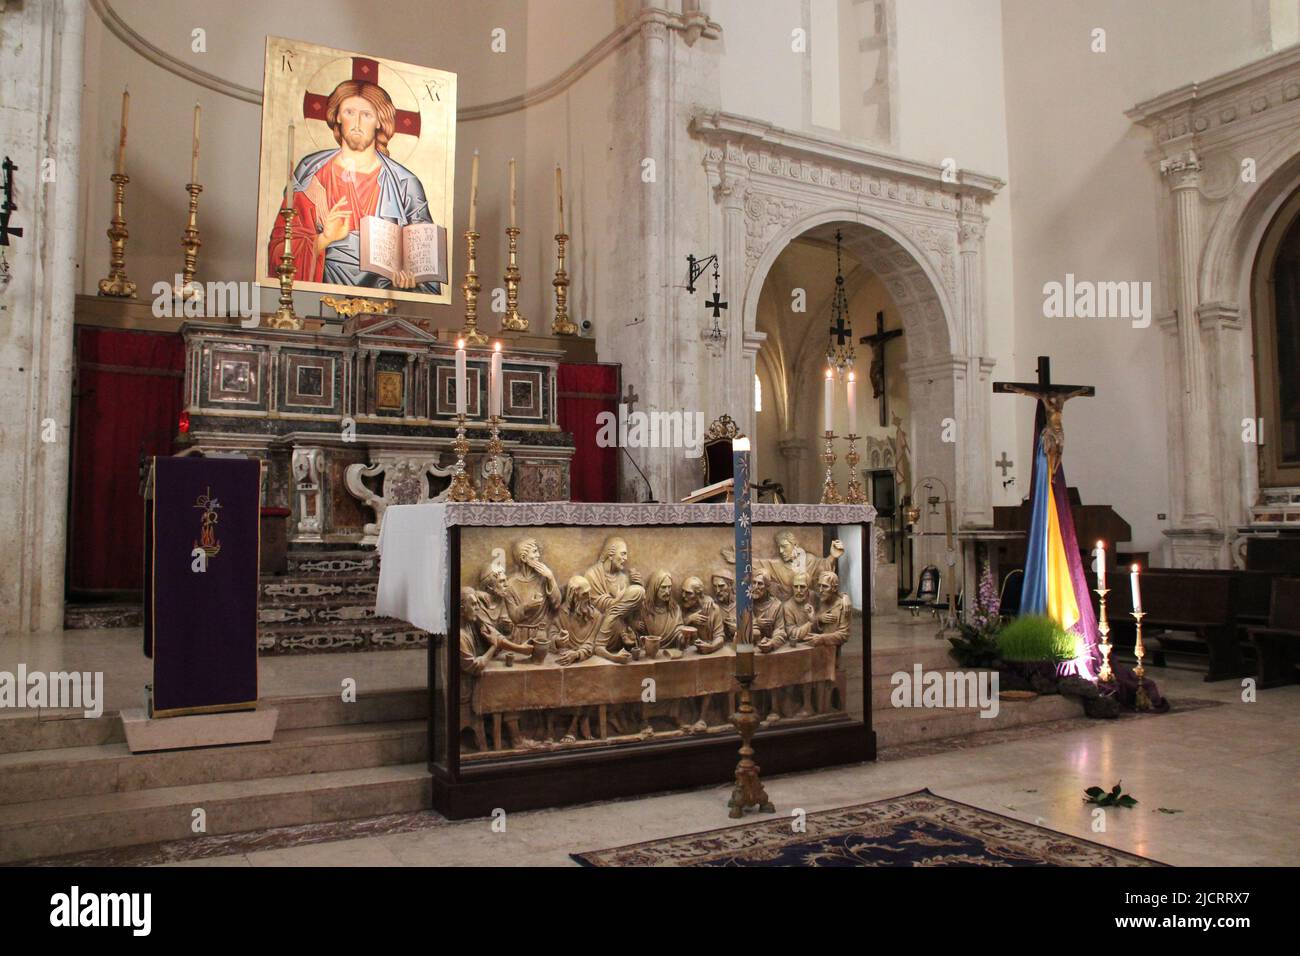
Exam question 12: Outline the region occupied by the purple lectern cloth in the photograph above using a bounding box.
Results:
[144,456,260,717]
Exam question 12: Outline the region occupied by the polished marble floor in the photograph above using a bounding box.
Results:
[165,663,1297,868]
[5,618,1297,866]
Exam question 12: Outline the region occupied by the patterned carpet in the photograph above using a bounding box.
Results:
[572,790,1168,867]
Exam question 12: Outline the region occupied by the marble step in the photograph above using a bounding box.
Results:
[0,720,427,807]
[0,687,427,756]
[873,693,1081,749]
[0,763,430,865]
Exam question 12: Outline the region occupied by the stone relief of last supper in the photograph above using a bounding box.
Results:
[455,525,857,759]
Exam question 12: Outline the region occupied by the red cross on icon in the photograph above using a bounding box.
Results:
[300,57,421,137]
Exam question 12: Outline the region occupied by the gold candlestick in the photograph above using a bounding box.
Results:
[446,413,478,501]
[481,415,513,501]
[1095,586,1114,683]
[459,229,489,345]
[266,203,303,330]
[1131,609,1151,711]
[843,434,865,504]
[819,430,842,504]
[728,647,775,818]
[174,182,204,304]
[502,225,527,331]
[97,173,136,297]
[551,232,576,336]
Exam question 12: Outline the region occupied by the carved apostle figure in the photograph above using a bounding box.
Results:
[639,570,685,651]
[771,572,816,718]
[555,574,628,665]
[750,570,784,644]
[678,575,727,733]
[806,570,852,714]
[585,536,646,656]
[505,537,561,655]
[462,578,538,750]
[457,587,495,751]
[476,552,532,656]
[711,570,737,641]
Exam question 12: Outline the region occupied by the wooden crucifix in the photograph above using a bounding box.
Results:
[993,356,1094,474]
[860,311,903,427]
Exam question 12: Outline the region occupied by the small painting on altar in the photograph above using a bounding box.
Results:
[255,36,456,305]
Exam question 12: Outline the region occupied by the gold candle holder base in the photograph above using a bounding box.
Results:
[551,232,577,336]
[1095,587,1114,684]
[266,203,303,330]
[98,172,137,298]
[173,182,204,304]
[459,229,490,346]
[502,225,528,332]
[843,434,865,504]
[819,431,842,504]
[1131,609,1151,711]
[481,415,513,502]
[446,413,478,502]
[728,652,775,818]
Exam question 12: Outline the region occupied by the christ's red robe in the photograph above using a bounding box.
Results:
[267,159,383,282]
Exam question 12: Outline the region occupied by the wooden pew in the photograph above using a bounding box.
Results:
[1096,569,1249,682]
[1247,578,1300,688]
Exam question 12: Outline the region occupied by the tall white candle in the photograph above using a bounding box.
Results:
[489,342,504,417]
[469,149,479,232]
[190,103,201,183]
[509,158,517,228]
[1095,541,1106,590]
[455,340,468,416]
[1130,563,1142,614]
[284,122,295,206]
[116,88,130,175]
[555,165,564,234]
[823,369,834,434]
[846,371,857,436]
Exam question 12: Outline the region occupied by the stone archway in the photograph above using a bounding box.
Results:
[1130,48,1300,565]
[693,112,1003,525]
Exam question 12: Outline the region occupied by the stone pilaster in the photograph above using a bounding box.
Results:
[0,0,86,634]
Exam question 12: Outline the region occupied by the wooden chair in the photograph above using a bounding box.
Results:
[1247,578,1300,688]
[701,414,786,503]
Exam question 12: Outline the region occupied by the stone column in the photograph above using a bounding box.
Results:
[1162,152,1218,529]
[958,217,994,527]
[1161,152,1225,566]
[0,0,86,634]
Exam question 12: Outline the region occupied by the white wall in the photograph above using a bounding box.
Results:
[1000,0,1273,558]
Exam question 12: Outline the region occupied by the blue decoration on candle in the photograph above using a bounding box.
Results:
[733,440,753,649]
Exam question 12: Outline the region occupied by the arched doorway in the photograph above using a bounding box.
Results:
[1251,185,1300,490]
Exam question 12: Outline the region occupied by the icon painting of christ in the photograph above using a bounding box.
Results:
[255,37,456,305]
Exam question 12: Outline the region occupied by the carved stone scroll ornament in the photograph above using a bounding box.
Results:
[291,447,325,543]
[345,456,459,545]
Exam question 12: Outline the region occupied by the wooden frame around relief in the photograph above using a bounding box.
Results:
[254,36,456,306]
[429,519,875,819]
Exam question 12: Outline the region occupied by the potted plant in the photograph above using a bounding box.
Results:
[995,613,1076,695]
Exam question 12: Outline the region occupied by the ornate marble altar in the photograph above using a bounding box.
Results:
[177,320,574,546]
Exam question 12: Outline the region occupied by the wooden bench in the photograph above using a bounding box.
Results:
[1247,578,1300,688]
[1095,569,1248,682]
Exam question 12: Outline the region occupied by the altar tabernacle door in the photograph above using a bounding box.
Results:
[143,456,260,717]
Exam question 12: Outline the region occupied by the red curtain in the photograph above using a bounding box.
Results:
[70,327,185,594]
[557,363,620,502]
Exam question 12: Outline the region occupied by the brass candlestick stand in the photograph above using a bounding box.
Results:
[98,173,137,297]
[1131,609,1151,711]
[173,182,204,304]
[551,232,577,335]
[1095,586,1114,683]
[481,415,513,502]
[843,434,865,504]
[502,226,528,331]
[819,431,842,504]
[728,647,775,818]
[266,203,303,330]
[446,413,478,501]
[459,229,489,345]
